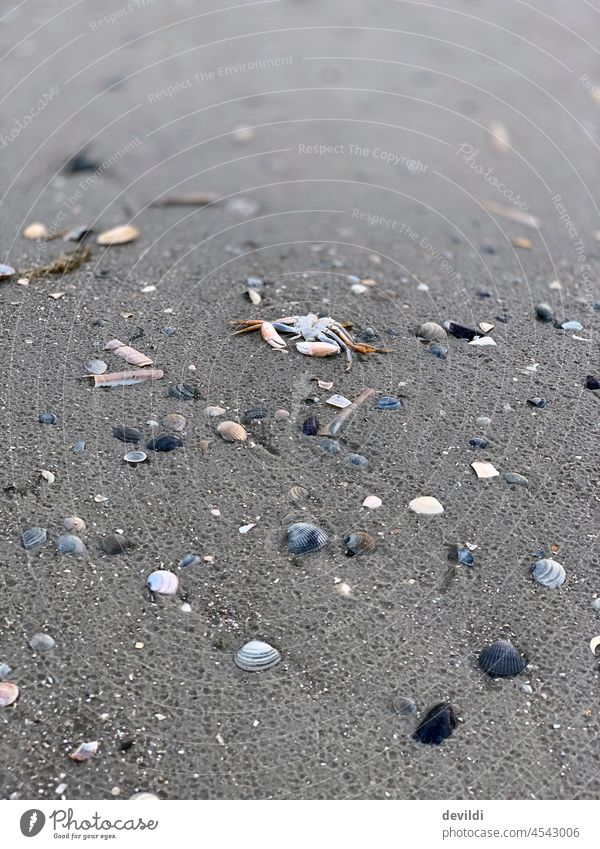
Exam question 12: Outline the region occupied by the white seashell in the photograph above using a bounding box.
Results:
[532,558,566,589]
[478,322,494,334]
[409,496,444,515]
[589,636,600,656]
[69,741,99,762]
[239,523,256,534]
[205,406,226,417]
[0,681,19,707]
[130,792,160,800]
[234,640,281,672]
[29,633,55,653]
[471,461,500,479]
[362,495,382,509]
[146,570,179,595]
[469,336,497,347]
[217,421,247,442]
[247,288,261,305]
[326,394,351,408]
[23,222,48,240]
[97,225,139,245]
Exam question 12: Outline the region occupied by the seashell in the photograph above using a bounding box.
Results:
[152,191,220,207]
[100,534,135,555]
[243,407,268,423]
[527,397,547,408]
[69,741,99,762]
[22,527,46,550]
[469,335,497,347]
[179,554,202,568]
[417,321,447,344]
[274,408,290,420]
[476,415,491,427]
[0,663,12,680]
[130,792,160,801]
[471,461,499,479]
[409,496,444,515]
[412,702,457,746]
[56,534,86,556]
[346,453,368,468]
[112,426,141,444]
[479,321,495,334]
[124,450,147,464]
[105,338,152,367]
[146,435,183,452]
[63,516,86,533]
[0,681,19,708]
[246,275,264,289]
[161,413,187,431]
[376,396,401,411]
[561,320,583,331]
[146,569,179,595]
[296,341,339,357]
[287,522,329,556]
[532,558,565,589]
[442,320,478,341]
[478,640,527,678]
[64,225,93,242]
[161,326,176,336]
[318,437,341,455]
[29,633,55,653]
[326,394,351,409]
[585,375,600,391]
[169,383,199,401]
[302,415,319,436]
[72,440,86,453]
[362,495,382,509]
[589,636,600,656]
[247,288,261,305]
[0,264,16,279]
[469,436,488,448]
[205,406,226,417]
[38,412,57,424]
[343,530,375,556]
[427,343,448,359]
[289,485,309,504]
[234,640,281,672]
[23,222,48,240]
[91,369,164,388]
[504,472,528,486]
[97,225,139,245]
[391,695,417,716]
[41,469,56,484]
[217,421,247,442]
[535,303,554,322]
[456,547,475,566]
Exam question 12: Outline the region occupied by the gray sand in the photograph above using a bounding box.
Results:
[1,1,599,800]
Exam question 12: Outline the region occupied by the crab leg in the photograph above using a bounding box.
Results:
[322,330,353,371]
[231,320,264,335]
[330,323,390,354]
[272,322,300,335]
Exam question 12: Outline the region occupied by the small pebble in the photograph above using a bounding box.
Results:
[585,375,600,391]
[38,412,57,424]
[504,472,528,486]
[362,495,382,509]
[527,397,547,408]
[535,303,554,322]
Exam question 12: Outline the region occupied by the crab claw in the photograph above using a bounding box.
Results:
[296,341,339,358]
[261,321,286,349]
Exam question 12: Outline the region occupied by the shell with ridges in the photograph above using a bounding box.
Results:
[162,413,187,431]
[56,535,87,556]
[478,640,527,678]
[217,421,247,442]
[0,681,19,707]
[286,522,329,556]
[234,640,281,671]
[417,321,447,344]
[532,558,565,588]
[22,527,46,550]
[289,485,309,504]
[63,517,86,533]
[146,570,179,595]
[343,530,375,555]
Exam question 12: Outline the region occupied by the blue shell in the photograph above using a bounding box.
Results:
[56,534,86,556]
[146,435,183,452]
[478,640,526,678]
[169,383,199,401]
[377,396,401,411]
[561,320,583,331]
[287,522,329,556]
[585,375,600,390]
[532,558,565,588]
[527,397,547,408]
[38,413,57,424]
[21,527,46,550]
[427,343,448,359]
[179,554,202,568]
[346,453,368,468]
[234,640,281,672]
[457,547,475,566]
[413,702,457,746]
[302,415,319,436]
[318,438,341,455]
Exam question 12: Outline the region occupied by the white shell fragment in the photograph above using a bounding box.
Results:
[469,336,497,347]
[471,461,500,479]
[234,640,281,672]
[589,636,600,656]
[105,339,153,367]
[362,495,382,509]
[326,394,351,408]
[97,225,139,245]
[409,496,444,515]
[478,322,495,334]
[69,741,99,762]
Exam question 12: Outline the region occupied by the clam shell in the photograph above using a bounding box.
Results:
[38,412,57,424]
[56,534,86,556]
[376,396,402,411]
[97,225,139,245]
[343,530,375,555]
[0,681,19,708]
[346,453,368,468]
[318,438,341,454]
[63,516,86,533]
[532,558,566,589]
[112,426,141,444]
[391,695,417,716]
[23,222,48,240]
[234,640,281,672]
[287,522,329,556]
[29,633,55,653]
[409,496,444,515]
[478,640,527,678]
[302,415,319,436]
[146,435,183,451]
[146,570,179,595]
[413,702,457,746]
[69,741,99,762]
[289,485,309,504]
[274,408,290,420]
[162,413,187,432]
[22,527,46,550]
[417,321,447,344]
[85,359,107,375]
[100,534,135,555]
[124,450,148,464]
[0,663,12,680]
[205,406,226,417]
[169,383,198,401]
[362,495,382,509]
[217,421,247,442]
[471,461,499,479]
[0,264,16,279]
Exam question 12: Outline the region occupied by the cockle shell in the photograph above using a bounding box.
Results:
[146,570,179,595]
[234,640,281,672]
[417,321,447,344]
[343,530,375,555]
[413,702,457,746]
[69,741,99,762]
[409,496,444,515]
[29,633,55,653]
[286,522,329,556]
[478,640,527,678]
[97,225,139,245]
[0,682,19,708]
[217,421,247,442]
[56,535,86,556]
[63,516,86,533]
[162,413,187,431]
[21,527,46,550]
[296,341,339,357]
[289,485,309,504]
[532,558,565,588]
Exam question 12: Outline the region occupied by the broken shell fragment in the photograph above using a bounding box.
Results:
[0,682,19,708]
[478,640,527,678]
[362,495,382,509]
[22,527,47,550]
[409,496,444,515]
[296,341,339,357]
[471,461,500,479]
[85,359,108,375]
[205,406,226,417]
[286,522,329,556]
[469,336,497,347]
[413,702,457,746]
[162,413,187,431]
[343,530,375,556]
[217,421,247,442]
[56,535,86,556]
[169,383,198,401]
[146,570,179,595]
[532,558,566,589]
[589,636,600,656]
[23,222,49,240]
[69,741,99,762]
[90,369,164,388]
[105,339,153,367]
[391,695,418,716]
[29,633,55,653]
[63,517,86,533]
[97,225,139,245]
[234,640,281,672]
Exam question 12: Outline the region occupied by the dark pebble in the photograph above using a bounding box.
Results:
[535,303,554,322]
[38,412,57,424]
[147,435,183,452]
[585,375,600,391]
[302,415,319,436]
[469,436,488,448]
[527,397,547,408]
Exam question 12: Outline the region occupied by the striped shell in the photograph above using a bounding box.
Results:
[0,681,19,708]
[286,522,329,556]
[146,570,179,595]
[217,421,247,442]
[343,530,375,556]
[289,485,309,504]
[417,321,447,344]
[234,640,281,672]
[478,640,527,678]
[532,558,565,589]
[413,702,457,746]
[63,517,86,533]
[56,535,87,556]
[377,396,402,411]
[21,527,46,550]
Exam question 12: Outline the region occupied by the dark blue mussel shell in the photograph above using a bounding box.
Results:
[413,702,458,746]
[302,415,319,436]
[146,434,183,452]
[478,640,526,678]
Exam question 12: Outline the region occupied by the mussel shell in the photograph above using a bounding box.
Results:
[318,438,341,455]
[234,640,281,672]
[343,530,375,556]
[29,633,55,653]
[0,264,16,279]
[469,436,488,448]
[412,702,457,746]
[346,453,368,468]
[56,534,87,556]
[146,570,179,595]
[456,547,475,566]
[535,303,554,322]
[585,374,600,391]
[427,343,448,359]
[63,516,86,533]
[532,558,565,588]
[146,435,183,451]
[0,681,19,708]
[377,396,401,411]
[85,359,108,375]
[22,527,46,550]
[443,320,478,341]
[478,640,527,678]
[179,554,202,568]
[161,413,187,432]
[38,412,57,424]
[289,484,309,504]
[112,426,141,444]
[302,415,319,436]
[527,397,547,408]
[217,421,247,442]
[287,522,329,556]
[100,534,135,555]
[391,695,417,716]
[169,383,198,401]
[124,450,147,464]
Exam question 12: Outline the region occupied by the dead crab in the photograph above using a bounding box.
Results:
[231,313,388,371]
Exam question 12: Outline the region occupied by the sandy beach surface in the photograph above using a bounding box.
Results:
[1,0,599,800]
